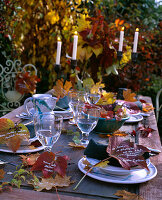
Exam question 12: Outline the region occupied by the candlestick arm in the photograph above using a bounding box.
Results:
[71,59,77,69]
[54,64,61,73]
[131,52,138,62]
[117,51,123,61]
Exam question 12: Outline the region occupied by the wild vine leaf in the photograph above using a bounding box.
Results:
[29,174,74,192]
[114,190,145,200]
[0,118,30,152]
[106,136,150,170]
[15,71,40,95]
[123,89,137,102]
[31,152,69,178]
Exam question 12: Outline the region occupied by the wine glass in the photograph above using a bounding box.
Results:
[86,93,100,104]
[68,90,87,124]
[76,105,101,146]
[33,112,63,152]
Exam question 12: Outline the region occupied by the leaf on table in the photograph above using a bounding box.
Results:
[137,126,156,138]
[20,153,40,166]
[114,190,145,200]
[0,169,5,180]
[15,71,40,95]
[0,119,30,152]
[29,174,74,192]
[107,136,150,170]
[0,182,12,193]
[123,89,137,102]
[142,103,154,112]
[31,152,68,178]
[68,142,86,149]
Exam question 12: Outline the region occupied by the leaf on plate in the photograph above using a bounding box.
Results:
[142,103,154,112]
[82,158,91,170]
[123,89,137,102]
[68,142,86,149]
[95,160,109,168]
[106,136,150,170]
[31,152,69,178]
[0,169,5,180]
[0,119,30,152]
[20,153,40,166]
[29,174,74,191]
[114,190,145,200]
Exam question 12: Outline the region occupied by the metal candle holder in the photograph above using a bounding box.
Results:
[71,59,77,69]
[117,51,138,64]
[54,64,61,73]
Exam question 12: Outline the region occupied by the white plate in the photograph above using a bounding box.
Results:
[86,157,150,176]
[16,109,73,120]
[125,115,143,123]
[78,158,157,184]
[0,137,45,154]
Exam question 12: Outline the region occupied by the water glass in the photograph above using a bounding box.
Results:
[76,105,101,146]
[33,112,63,152]
[86,93,100,104]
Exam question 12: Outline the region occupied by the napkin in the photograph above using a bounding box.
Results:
[84,139,150,167]
[55,96,69,111]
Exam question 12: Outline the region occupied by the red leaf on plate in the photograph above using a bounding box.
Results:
[106,136,150,170]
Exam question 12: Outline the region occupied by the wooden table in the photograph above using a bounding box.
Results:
[0,96,162,200]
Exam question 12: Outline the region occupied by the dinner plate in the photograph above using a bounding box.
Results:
[86,157,150,176]
[78,157,157,184]
[0,144,45,154]
[125,114,143,123]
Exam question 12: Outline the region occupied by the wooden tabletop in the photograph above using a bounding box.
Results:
[0,96,162,200]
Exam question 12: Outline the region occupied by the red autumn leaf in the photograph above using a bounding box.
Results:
[15,71,40,95]
[137,126,155,138]
[31,152,68,178]
[106,136,150,170]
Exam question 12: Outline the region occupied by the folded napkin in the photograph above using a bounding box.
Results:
[55,96,69,111]
[84,139,150,167]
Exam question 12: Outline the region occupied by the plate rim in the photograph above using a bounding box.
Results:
[78,157,157,184]
[125,114,143,123]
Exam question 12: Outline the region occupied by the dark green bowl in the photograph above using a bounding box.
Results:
[94,116,129,134]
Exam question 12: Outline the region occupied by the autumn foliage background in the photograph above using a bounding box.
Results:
[0,1,162,110]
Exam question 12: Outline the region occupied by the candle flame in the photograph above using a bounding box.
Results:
[136,28,139,32]
[121,27,124,31]
[57,36,61,41]
[74,31,78,35]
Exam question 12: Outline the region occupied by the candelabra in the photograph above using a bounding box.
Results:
[54,64,61,78]
[117,51,138,63]
[71,59,77,70]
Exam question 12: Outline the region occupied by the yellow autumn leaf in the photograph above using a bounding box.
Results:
[45,11,59,25]
[83,78,95,90]
[90,81,105,94]
[95,161,109,168]
[92,45,103,57]
[123,89,137,102]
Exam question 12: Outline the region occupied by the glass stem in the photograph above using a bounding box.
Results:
[45,147,52,152]
[81,132,89,146]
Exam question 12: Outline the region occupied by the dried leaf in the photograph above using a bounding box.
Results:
[68,142,86,149]
[0,169,5,180]
[137,126,155,138]
[142,103,154,112]
[95,160,109,168]
[123,89,137,102]
[29,175,74,191]
[114,190,145,200]
[53,79,72,98]
[20,153,40,166]
[107,136,150,170]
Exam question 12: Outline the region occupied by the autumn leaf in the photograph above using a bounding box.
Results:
[123,89,137,102]
[0,169,5,180]
[142,103,154,112]
[29,174,74,192]
[20,153,40,166]
[137,126,155,138]
[0,119,30,152]
[114,190,145,200]
[15,71,40,95]
[31,152,69,178]
[68,142,86,149]
[95,160,109,168]
[107,136,150,170]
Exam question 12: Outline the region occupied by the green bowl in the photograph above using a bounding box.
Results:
[94,116,129,134]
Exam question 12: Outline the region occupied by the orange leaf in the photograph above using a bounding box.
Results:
[7,136,22,153]
[114,190,145,200]
[0,169,5,180]
[123,89,137,102]
[20,153,40,166]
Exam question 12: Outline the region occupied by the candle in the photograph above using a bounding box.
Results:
[56,36,62,65]
[72,31,78,60]
[133,28,139,53]
[118,27,124,51]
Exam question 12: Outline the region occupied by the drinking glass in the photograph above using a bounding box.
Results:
[68,90,87,124]
[76,105,101,146]
[33,112,63,152]
[86,93,100,104]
